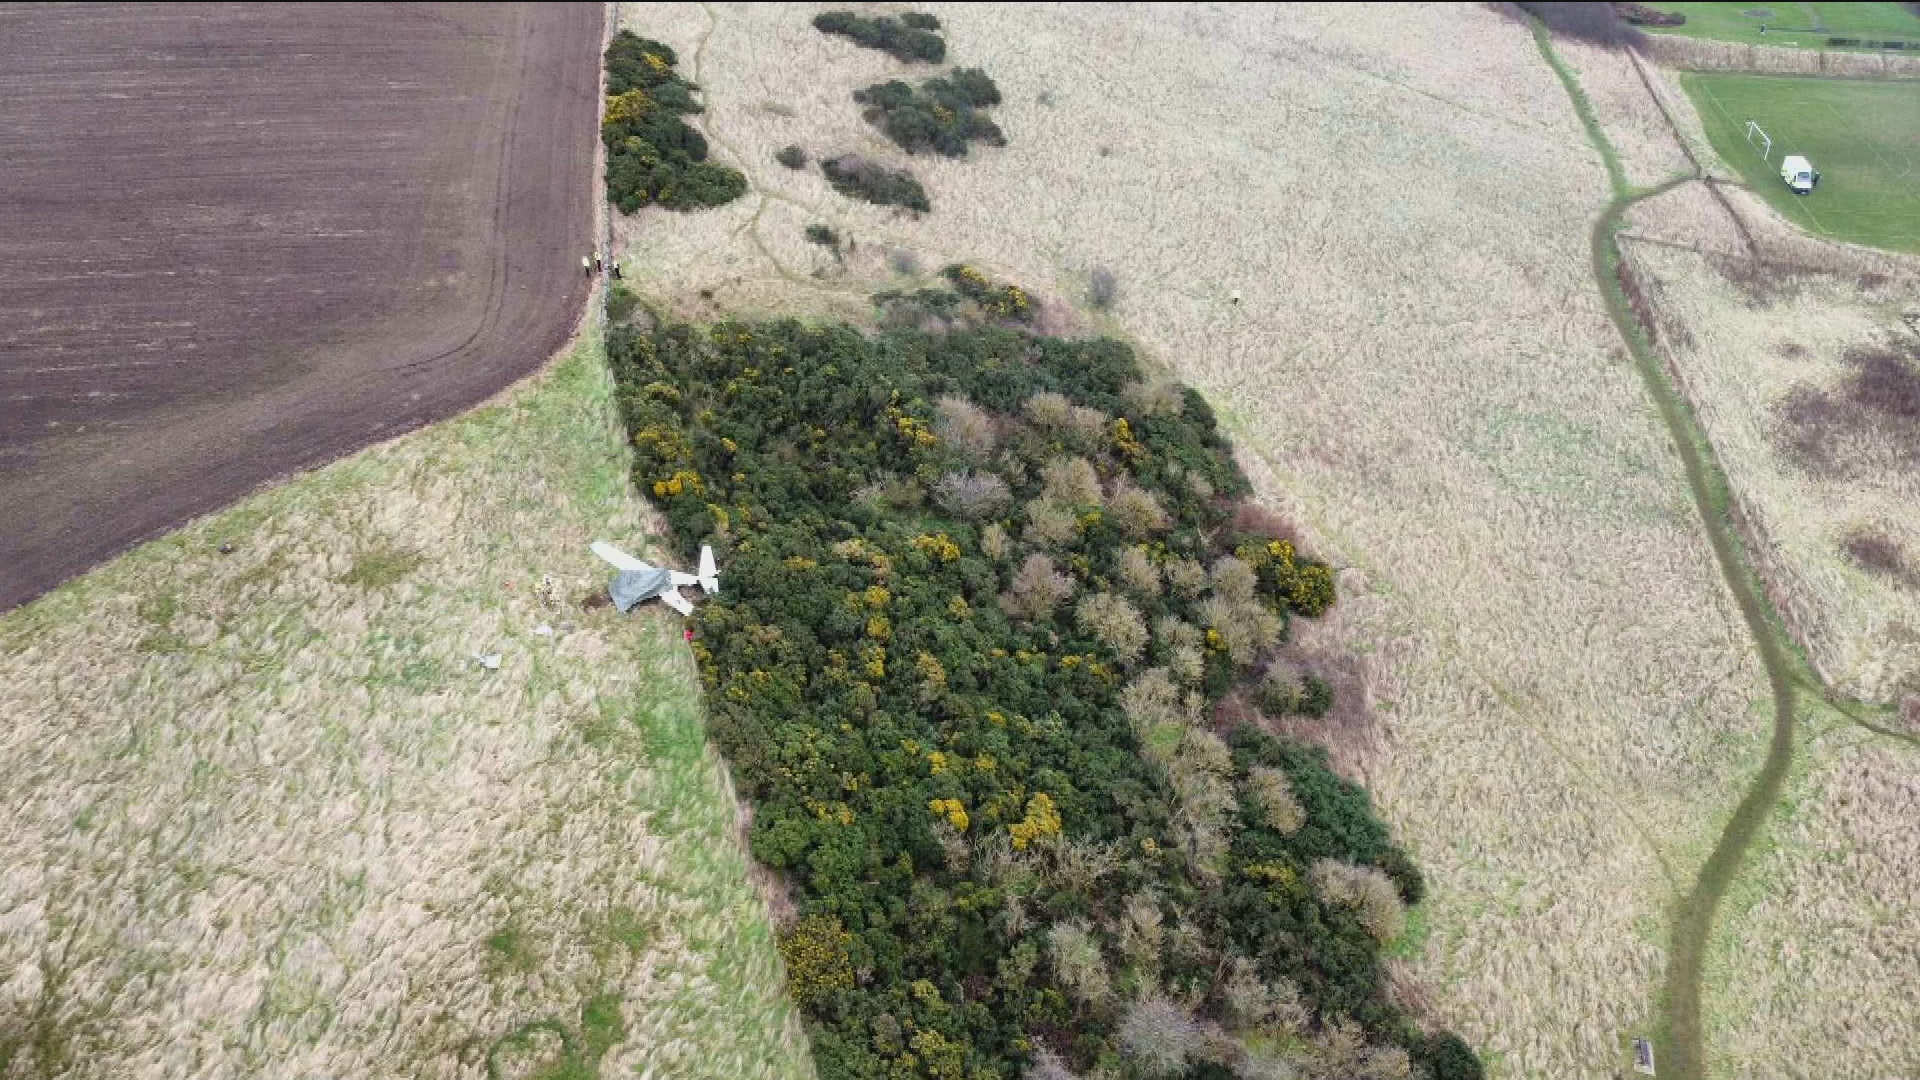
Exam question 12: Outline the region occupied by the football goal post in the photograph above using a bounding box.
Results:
[1745,120,1773,162]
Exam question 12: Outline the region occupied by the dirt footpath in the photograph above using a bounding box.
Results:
[0,3,603,610]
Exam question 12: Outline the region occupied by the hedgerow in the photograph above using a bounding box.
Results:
[606,279,1479,1079]
[855,68,1006,157]
[814,10,947,64]
[601,31,746,213]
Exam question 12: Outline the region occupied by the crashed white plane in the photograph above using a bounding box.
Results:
[591,541,718,615]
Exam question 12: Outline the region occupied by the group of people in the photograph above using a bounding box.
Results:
[582,251,624,279]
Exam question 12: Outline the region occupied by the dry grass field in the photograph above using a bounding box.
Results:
[616,4,1787,1076]
[1702,720,1920,1080]
[1621,191,1920,703]
[0,333,812,1080]
[1571,43,1920,1079]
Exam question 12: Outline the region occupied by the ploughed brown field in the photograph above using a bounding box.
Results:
[0,2,602,610]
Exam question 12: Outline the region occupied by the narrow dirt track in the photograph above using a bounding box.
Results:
[0,3,603,610]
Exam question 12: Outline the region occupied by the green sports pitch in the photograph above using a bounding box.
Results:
[1683,72,1920,253]
[1643,2,1920,50]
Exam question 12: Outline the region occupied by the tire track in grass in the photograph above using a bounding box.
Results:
[1529,20,1810,1080]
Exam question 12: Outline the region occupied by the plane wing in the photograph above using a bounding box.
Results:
[697,545,719,594]
[591,541,655,576]
[658,586,694,616]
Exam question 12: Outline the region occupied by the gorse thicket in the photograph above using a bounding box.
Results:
[605,272,1481,1079]
[814,10,948,65]
[601,32,746,213]
[855,69,1006,158]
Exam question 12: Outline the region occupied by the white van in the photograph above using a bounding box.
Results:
[1780,155,1819,194]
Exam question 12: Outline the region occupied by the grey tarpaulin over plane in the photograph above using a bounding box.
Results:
[591,542,718,614]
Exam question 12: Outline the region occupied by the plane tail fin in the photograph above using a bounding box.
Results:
[697,545,719,594]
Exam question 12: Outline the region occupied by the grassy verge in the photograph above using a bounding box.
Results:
[0,328,812,1080]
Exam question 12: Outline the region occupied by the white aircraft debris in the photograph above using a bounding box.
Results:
[591,541,719,616]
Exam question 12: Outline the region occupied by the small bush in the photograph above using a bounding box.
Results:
[1077,591,1149,664]
[980,522,1012,561]
[1089,265,1119,310]
[606,284,640,323]
[604,32,679,96]
[933,395,999,461]
[1116,996,1208,1079]
[945,67,1002,107]
[1116,546,1162,597]
[1001,553,1076,620]
[804,223,840,248]
[775,143,807,169]
[1023,498,1081,550]
[855,69,1007,157]
[813,11,946,63]
[888,247,921,276]
[778,914,855,1006]
[944,264,1033,322]
[1049,920,1112,1006]
[822,154,930,213]
[1210,555,1259,604]
[1166,557,1208,597]
[1222,958,1310,1036]
[1311,859,1406,944]
[1040,456,1103,508]
[1247,765,1305,834]
[1257,663,1302,715]
[932,470,1012,520]
[1298,674,1334,717]
[1418,1032,1488,1080]
[1025,390,1107,445]
[1109,483,1171,538]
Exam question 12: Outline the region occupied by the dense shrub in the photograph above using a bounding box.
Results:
[814,10,947,64]
[601,31,746,213]
[822,154,930,213]
[855,69,1007,157]
[943,264,1033,322]
[605,284,640,323]
[776,143,808,169]
[604,278,1474,1080]
[1417,1032,1488,1080]
[810,11,944,63]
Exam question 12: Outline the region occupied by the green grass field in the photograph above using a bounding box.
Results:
[1645,2,1920,49]
[1684,72,1920,253]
